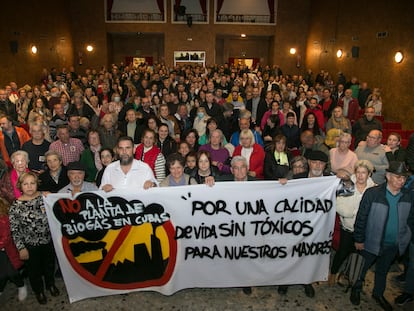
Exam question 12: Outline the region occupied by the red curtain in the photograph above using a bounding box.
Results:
[267,0,275,23]
[252,58,260,68]
[216,0,224,15]
[106,0,114,21]
[156,0,165,19]
[199,0,207,15]
[125,56,133,67]
[174,0,182,20]
[145,57,154,65]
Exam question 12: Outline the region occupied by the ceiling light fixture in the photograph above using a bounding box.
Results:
[394,51,403,63]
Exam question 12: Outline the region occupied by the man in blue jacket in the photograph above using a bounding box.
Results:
[394,180,414,306]
[351,161,414,311]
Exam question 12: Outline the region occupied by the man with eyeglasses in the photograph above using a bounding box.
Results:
[355,129,389,184]
[350,161,414,311]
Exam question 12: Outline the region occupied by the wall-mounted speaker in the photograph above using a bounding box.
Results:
[351,46,359,58]
[9,40,18,54]
[187,16,192,27]
[176,5,186,16]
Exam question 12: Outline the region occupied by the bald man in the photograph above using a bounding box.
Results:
[355,129,389,184]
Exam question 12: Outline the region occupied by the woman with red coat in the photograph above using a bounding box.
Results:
[0,197,27,301]
[134,129,166,182]
[233,129,265,179]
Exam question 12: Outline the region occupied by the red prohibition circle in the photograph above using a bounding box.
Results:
[61,221,177,289]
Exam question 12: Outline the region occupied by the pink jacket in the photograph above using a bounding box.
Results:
[260,110,285,130]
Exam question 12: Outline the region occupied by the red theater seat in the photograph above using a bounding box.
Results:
[401,139,409,148]
[384,122,402,130]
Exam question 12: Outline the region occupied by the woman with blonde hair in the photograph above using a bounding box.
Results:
[329,160,376,285]
[28,98,52,124]
[232,129,265,179]
[325,106,352,134]
[365,88,382,116]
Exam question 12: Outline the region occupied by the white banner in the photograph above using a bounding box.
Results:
[44,176,339,303]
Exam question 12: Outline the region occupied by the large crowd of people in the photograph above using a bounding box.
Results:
[0,62,413,310]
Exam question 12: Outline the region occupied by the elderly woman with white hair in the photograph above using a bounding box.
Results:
[10,151,30,199]
[328,159,376,285]
[38,150,70,193]
[329,132,358,174]
[232,129,265,179]
[97,113,122,150]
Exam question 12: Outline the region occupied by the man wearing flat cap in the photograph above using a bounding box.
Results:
[350,161,414,310]
[290,150,329,179]
[58,161,97,196]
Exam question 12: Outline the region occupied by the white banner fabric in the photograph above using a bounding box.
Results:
[44,176,339,303]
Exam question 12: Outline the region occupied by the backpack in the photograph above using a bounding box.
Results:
[337,252,365,292]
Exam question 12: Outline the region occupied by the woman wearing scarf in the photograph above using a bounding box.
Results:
[264,134,292,180]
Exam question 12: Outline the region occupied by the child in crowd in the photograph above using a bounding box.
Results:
[184,151,197,175]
